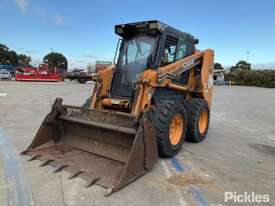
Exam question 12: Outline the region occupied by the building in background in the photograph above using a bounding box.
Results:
[213,69,225,85]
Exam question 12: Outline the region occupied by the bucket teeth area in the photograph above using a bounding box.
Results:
[39,159,54,167]
[53,164,68,173]
[85,177,101,188]
[24,143,125,190]
[104,187,114,197]
[68,169,84,180]
[28,154,41,161]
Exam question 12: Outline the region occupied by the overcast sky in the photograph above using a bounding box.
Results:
[1,0,275,69]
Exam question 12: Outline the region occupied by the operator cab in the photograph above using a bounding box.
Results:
[110,20,199,99]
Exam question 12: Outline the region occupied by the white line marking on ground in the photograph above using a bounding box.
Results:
[0,93,8,97]
[160,160,172,178]
[160,160,187,206]
[0,128,34,206]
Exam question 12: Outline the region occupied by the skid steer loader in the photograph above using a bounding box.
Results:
[22,20,214,196]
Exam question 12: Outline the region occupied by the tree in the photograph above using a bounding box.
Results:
[43,52,68,72]
[0,44,9,51]
[0,44,10,64]
[225,69,275,88]
[7,50,18,66]
[235,60,251,70]
[0,44,19,66]
[0,43,32,68]
[18,54,31,67]
[230,60,251,72]
[214,63,224,70]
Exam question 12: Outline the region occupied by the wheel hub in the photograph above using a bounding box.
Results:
[198,109,208,134]
[169,114,184,145]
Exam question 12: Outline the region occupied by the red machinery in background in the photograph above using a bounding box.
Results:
[15,64,60,82]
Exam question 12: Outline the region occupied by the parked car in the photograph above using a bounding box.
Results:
[0,69,12,80]
[0,64,15,77]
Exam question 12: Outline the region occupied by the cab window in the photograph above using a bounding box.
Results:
[175,38,187,60]
[161,35,177,65]
[161,36,188,66]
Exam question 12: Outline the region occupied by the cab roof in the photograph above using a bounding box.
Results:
[115,20,198,44]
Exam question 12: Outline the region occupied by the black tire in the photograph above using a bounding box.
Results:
[150,101,187,158]
[78,78,87,84]
[185,98,210,143]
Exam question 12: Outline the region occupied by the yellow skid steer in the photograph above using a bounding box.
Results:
[22,20,214,196]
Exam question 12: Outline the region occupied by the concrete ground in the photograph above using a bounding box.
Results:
[0,81,274,206]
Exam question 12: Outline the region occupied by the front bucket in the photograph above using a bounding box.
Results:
[22,98,158,196]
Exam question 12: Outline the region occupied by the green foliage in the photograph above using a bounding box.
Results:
[18,54,31,67]
[0,47,9,64]
[225,69,275,88]
[8,50,19,65]
[0,44,17,65]
[214,63,224,70]
[230,60,251,72]
[0,43,32,67]
[1,43,69,72]
[43,52,68,72]
[0,44,9,51]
